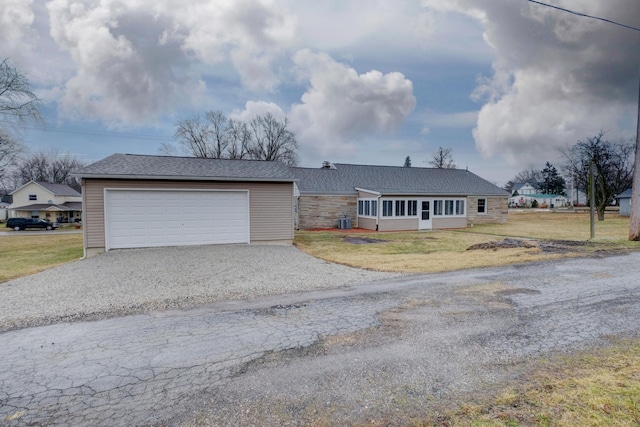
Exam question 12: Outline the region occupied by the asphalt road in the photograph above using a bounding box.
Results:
[1,252,639,426]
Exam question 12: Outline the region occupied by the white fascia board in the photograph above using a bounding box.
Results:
[354,187,381,196]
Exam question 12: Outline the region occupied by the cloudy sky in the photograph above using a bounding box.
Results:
[3,0,639,185]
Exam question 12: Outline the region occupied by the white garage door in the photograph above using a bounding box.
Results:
[105,189,249,250]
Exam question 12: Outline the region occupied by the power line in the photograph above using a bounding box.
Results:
[527,0,640,33]
[0,120,174,142]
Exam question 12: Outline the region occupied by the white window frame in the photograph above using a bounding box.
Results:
[382,200,393,217]
[357,198,378,218]
[29,194,37,201]
[379,198,419,218]
[433,198,467,217]
[477,198,487,215]
[407,200,418,216]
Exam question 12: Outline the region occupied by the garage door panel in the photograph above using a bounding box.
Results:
[106,190,249,249]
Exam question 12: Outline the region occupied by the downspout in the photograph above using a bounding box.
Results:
[376,194,381,231]
[80,178,87,259]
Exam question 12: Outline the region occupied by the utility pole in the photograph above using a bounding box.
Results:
[629,66,640,240]
[590,161,596,239]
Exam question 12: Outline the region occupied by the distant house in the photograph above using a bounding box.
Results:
[511,181,540,196]
[9,181,83,223]
[0,201,9,222]
[616,189,632,217]
[292,163,509,231]
[509,193,569,208]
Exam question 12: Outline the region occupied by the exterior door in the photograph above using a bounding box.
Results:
[419,199,432,230]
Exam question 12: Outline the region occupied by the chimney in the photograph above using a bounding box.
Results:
[321,161,332,169]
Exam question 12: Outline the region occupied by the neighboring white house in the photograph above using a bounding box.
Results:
[0,201,9,222]
[511,182,539,196]
[509,193,569,208]
[9,181,83,223]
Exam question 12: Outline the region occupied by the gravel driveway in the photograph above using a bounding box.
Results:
[0,245,400,331]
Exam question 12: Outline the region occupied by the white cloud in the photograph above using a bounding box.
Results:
[229,100,286,122]
[44,0,297,125]
[289,49,416,158]
[0,0,35,61]
[170,0,297,91]
[421,0,640,166]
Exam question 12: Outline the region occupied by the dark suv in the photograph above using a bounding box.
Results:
[6,218,59,231]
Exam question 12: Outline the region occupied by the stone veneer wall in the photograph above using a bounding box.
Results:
[297,195,357,229]
[466,197,508,225]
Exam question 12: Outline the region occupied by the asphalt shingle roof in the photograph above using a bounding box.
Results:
[10,181,81,197]
[512,181,540,192]
[292,163,508,197]
[75,154,296,182]
[10,202,82,212]
[617,189,632,198]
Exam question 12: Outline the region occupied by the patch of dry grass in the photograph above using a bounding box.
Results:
[437,339,640,427]
[466,211,632,242]
[294,212,640,273]
[0,234,83,282]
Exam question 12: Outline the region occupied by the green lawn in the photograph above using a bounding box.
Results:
[0,233,83,282]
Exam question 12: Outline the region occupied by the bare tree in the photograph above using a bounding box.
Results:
[171,110,299,165]
[513,167,544,184]
[157,141,179,156]
[205,110,229,158]
[0,58,44,183]
[504,167,545,193]
[174,114,214,158]
[11,150,86,192]
[50,153,86,191]
[248,113,298,166]
[0,58,43,129]
[0,129,22,184]
[571,132,634,221]
[428,147,456,169]
[226,118,251,160]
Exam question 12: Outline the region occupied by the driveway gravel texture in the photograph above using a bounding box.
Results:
[0,245,400,331]
[1,246,639,426]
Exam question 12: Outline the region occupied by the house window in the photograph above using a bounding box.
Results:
[433,198,466,217]
[358,198,377,218]
[444,200,454,215]
[395,200,405,216]
[433,200,442,216]
[407,200,417,216]
[382,200,393,217]
[29,194,37,201]
[478,198,487,214]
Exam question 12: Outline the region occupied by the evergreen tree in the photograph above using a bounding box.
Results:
[541,162,566,195]
[403,156,411,167]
